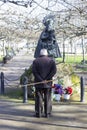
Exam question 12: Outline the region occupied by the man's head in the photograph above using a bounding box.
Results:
[40,49,48,56]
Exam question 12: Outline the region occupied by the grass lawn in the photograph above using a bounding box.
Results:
[56,54,87,64]
[0,89,87,104]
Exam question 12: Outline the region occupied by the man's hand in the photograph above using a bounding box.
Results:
[42,80,47,84]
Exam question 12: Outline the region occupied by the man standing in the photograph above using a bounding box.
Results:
[32,49,56,118]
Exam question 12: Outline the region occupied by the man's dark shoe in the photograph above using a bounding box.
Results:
[34,113,41,118]
[44,114,50,118]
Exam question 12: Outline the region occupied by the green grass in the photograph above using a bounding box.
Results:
[56,54,87,64]
[0,90,87,104]
[56,54,87,72]
[0,86,87,104]
[65,55,87,63]
[0,95,35,104]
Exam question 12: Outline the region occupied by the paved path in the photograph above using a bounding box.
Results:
[0,48,34,91]
[0,99,87,130]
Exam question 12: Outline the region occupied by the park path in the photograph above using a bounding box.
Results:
[0,99,87,130]
[0,48,34,91]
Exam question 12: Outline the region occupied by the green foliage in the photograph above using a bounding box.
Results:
[20,64,34,98]
[20,64,34,84]
[71,74,80,85]
[56,63,74,78]
[58,79,64,85]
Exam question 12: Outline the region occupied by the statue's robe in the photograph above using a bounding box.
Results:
[34,29,61,58]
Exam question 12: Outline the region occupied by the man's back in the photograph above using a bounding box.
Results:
[32,55,56,83]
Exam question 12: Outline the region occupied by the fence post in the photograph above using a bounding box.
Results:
[22,76,28,103]
[1,72,4,94]
[80,76,85,102]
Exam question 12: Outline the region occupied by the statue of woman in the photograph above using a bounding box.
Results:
[34,15,61,58]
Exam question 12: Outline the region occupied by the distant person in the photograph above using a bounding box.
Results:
[32,49,56,118]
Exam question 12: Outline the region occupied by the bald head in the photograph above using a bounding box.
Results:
[40,49,48,56]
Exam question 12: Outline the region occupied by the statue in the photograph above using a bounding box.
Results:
[34,15,61,58]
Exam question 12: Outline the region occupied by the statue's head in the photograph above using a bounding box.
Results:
[43,14,55,31]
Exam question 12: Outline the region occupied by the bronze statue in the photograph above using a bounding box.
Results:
[34,15,61,58]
